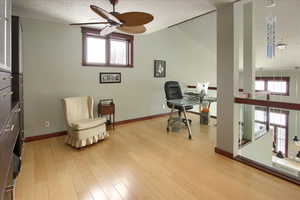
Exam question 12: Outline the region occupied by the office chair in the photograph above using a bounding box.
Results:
[164,81,192,127]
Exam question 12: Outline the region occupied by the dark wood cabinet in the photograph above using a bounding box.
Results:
[0,0,12,72]
[0,11,23,200]
[98,100,115,130]
[0,72,12,90]
[0,106,20,200]
[2,165,14,200]
[0,87,12,129]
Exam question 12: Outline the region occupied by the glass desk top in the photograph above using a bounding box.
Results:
[167,96,217,107]
[167,98,199,107]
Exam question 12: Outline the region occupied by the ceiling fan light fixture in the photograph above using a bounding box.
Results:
[294,66,300,70]
[71,0,153,36]
[276,42,288,50]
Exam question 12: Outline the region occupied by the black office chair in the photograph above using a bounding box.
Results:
[164,81,192,126]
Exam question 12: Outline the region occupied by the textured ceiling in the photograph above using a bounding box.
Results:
[12,0,235,33]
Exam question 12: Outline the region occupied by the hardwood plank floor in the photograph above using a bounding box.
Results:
[16,115,300,200]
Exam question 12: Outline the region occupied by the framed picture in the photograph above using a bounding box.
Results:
[154,60,166,78]
[100,72,121,84]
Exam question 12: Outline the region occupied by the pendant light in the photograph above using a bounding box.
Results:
[265,0,276,8]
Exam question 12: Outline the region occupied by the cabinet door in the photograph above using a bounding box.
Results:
[3,165,14,200]
[19,23,23,74]
[5,0,11,71]
[0,0,11,72]
[0,0,5,70]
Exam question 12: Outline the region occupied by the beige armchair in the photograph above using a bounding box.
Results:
[63,96,109,148]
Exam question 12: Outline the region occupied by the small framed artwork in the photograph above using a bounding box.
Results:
[100,72,121,84]
[154,60,166,78]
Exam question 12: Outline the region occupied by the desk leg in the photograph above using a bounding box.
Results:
[113,112,115,130]
[167,105,175,132]
[183,106,192,140]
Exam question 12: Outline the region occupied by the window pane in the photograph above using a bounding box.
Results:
[267,81,287,94]
[270,112,286,126]
[255,110,267,122]
[86,37,106,64]
[276,127,286,155]
[110,39,127,65]
[255,80,265,91]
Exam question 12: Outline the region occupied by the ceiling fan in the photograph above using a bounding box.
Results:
[70,0,154,36]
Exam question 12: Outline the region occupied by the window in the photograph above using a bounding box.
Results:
[255,80,265,91]
[255,77,290,95]
[86,36,106,64]
[82,27,133,67]
[110,39,128,65]
[254,107,289,156]
[276,127,287,155]
[267,81,287,94]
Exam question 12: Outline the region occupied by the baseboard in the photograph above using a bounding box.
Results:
[188,111,217,119]
[214,147,234,159]
[24,112,171,142]
[235,156,300,185]
[115,112,171,125]
[24,131,67,142]
[187,111,200,115]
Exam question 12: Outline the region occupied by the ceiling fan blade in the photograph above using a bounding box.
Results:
[90,5,121,24]
[117,25,146,34]
[70,22,109,26]
[100,25,118,36]
[116,12,154,26]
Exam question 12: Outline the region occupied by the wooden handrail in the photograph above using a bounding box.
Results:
[187,85,217,90]
[188,86,243,92]
[235,97,300,111]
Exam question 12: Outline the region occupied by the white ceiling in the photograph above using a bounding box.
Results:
[12,0,235,33]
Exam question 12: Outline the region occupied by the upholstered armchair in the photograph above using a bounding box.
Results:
[63,96,109,148]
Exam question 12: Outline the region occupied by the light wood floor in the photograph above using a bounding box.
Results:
[16,115,300,200]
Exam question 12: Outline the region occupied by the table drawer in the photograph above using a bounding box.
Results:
[0,72,12,90]
[99,105,115,115]
[0,87,12,129]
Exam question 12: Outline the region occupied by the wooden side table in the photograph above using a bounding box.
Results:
[98,99,115,130]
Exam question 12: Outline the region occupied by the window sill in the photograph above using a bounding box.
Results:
[82,63,133,68]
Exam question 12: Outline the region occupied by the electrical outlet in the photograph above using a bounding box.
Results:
[44,121,50,128]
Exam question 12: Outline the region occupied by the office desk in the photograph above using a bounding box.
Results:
[167,96,217,140]
[185,93,217,109]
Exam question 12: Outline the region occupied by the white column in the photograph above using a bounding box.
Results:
[242,1,256,141]
[216,2,241,156]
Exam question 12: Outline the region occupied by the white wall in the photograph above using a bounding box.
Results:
[22,13,217,137]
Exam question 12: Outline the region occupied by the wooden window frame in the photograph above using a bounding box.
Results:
[255,77,290,96]
[81,27,134,68]
[254,107,289,157]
